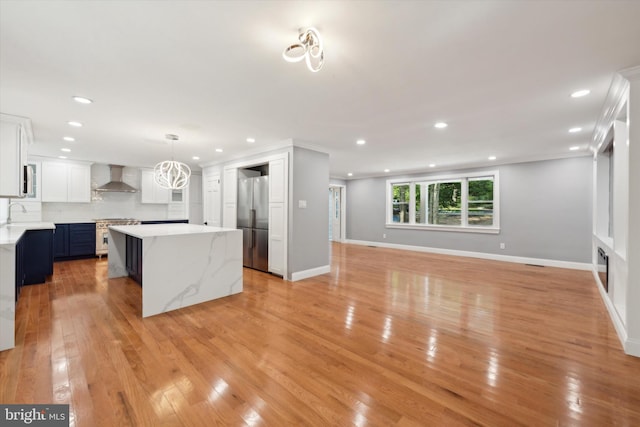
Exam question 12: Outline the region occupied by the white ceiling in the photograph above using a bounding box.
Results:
[1,1,639,179]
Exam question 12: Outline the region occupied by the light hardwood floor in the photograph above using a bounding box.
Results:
[1,242,639,426]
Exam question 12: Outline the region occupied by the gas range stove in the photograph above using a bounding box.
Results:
[95,218,141,229]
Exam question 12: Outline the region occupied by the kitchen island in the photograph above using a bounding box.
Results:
[108,224,242,317]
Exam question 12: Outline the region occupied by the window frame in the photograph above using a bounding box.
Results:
[385,170,500,234]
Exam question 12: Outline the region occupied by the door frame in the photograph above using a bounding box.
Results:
[329,184,346,243]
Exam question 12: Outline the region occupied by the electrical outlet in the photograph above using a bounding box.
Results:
[383,233,387,239]
[500,242,506,249]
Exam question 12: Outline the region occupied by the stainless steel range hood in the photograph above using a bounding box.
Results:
[95,165,138,193]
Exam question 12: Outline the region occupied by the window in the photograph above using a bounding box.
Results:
[468,177,494,226]
[391,184,410,223]
[387,171,499,233]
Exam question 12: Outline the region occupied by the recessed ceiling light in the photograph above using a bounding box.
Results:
[429,164,436,168]
[192,156,200,160]
[571,89,590,98]
[58,156,67,159]
[246,137,255,143]
[347,172,353,177]
[356,139,366,145]
[570,146,580,151]
[215,148,223,153]
[434,122,448,129]
[488,156,497,161]
[61,148,71,152]
[384,169,390,173]
[63,136,75,142]
[67,121,82,127]
[72,96,93,104]
[569,127,582,133]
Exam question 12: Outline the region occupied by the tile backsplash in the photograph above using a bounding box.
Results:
[42,164,177,222]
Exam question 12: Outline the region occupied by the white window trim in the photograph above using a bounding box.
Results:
[386,170,500,233]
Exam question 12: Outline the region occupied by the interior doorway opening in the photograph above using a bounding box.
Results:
[329,185,346,242]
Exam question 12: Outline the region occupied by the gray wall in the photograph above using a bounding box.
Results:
[346,156,593,263]
[289,147,330,275]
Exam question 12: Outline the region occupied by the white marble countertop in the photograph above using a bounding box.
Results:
[0,222,56,246]
[109,223,237,239]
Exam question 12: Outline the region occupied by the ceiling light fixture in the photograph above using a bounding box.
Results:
[429,164,436,168]
[283,27,324,72]
[434,122,448,129]
[63,136,75,142]
[569,127,582,133]
[154,134,191,190]
[571,89,590,98]
[61,148,71,152]
[570,146,580,151]
[347,173,353,177]
[68,121,83,127]
[384,169,390,173]
[488,156,497,161]
[356,139,366,145]
[215,148,223,153]
[246,137,255,143]
[58,156,67,159]
[192,156,200,160]
[72,96,93,104]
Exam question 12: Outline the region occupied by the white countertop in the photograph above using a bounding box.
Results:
[109,223,238,239]
[0,222,56,246]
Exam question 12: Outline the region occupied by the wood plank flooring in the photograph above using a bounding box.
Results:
[1,242,639,426]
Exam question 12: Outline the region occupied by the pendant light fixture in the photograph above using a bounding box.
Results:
[283,27,324,72]
[154,134,191,189]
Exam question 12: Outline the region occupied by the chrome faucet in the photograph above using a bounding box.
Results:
[7,202,27,224]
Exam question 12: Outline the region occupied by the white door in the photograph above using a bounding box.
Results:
[204,173,221,226]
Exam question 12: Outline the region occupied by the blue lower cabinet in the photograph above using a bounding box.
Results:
[69,223,96,256]
[125,235,143,285]
[54,223,96,261]
[53,224,69,259]
[15,229,54,301]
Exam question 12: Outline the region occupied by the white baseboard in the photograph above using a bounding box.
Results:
[625,338,640,357]
[591,269,632,355]
[344,239,592,270]
[290,265,331,282]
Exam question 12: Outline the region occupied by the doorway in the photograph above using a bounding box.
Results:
[203,173,220,227]
[329,185,345,242]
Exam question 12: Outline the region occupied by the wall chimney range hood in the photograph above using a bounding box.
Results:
[95,165,138,192]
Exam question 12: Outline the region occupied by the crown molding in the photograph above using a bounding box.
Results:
[591,72,629,153]
[620,65,640,80]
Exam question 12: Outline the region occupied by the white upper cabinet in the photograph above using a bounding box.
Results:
[269,158,285,203]
[140,169,170,204]
[0,114,32,198]
[41,160,92,203]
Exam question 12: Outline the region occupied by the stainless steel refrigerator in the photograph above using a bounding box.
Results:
[237,176,269,271]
